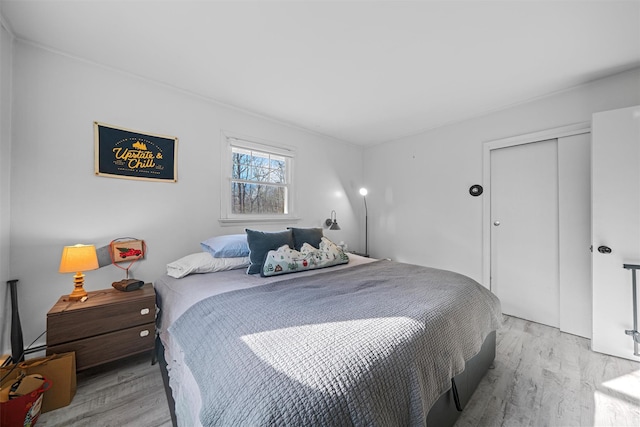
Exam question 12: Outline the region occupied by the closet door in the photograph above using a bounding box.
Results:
[490,139,559,328]
[558,133,592,338]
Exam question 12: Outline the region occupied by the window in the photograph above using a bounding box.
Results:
[221,134,296,223]
[231,147,287,214]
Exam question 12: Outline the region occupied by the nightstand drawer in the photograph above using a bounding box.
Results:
[47,285,155,345]
[47,322,155,371]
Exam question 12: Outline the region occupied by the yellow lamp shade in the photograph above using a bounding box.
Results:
[59,244,99,273]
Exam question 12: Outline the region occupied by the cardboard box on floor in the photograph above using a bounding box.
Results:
[0,352,76,413]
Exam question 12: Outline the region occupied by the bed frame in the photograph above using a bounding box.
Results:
[426,330,496,426]
[155,330,495,427]
[156,336,178,427]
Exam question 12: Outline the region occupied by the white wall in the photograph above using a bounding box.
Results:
[6,39,640,356]
[363,68,640,284]
[6,40,364,353]
[0,18,13,356]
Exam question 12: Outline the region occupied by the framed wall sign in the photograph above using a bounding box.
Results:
[94,122,178,182]
[110,239,145,263]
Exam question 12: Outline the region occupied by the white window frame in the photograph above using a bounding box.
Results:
[219,131,298,224]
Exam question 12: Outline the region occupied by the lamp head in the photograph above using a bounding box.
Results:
[324,210,341,230]
[359,188,368,197]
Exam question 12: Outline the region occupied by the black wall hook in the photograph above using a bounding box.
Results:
[469,185,483,196]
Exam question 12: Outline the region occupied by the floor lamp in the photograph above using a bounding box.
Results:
[360,188,369,257]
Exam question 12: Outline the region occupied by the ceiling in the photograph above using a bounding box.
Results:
[1,1,639,145]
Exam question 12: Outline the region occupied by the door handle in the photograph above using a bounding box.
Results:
[493,221,500,226]
[597,245,612,254]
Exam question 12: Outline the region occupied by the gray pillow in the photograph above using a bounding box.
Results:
[245,229,294,274]
[289,227,324,251]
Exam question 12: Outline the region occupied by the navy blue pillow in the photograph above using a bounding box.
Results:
[289,227,324,251]
[245,229,294,274]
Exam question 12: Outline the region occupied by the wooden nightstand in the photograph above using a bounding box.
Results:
[46,284,156,371]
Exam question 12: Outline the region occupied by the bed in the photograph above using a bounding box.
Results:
[154,242,501,427]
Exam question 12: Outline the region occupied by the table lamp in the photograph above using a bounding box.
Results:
[59,244,99,301]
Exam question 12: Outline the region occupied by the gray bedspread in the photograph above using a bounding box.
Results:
[169,260,502,426]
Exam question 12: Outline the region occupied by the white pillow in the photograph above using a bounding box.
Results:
[167,253,250,279]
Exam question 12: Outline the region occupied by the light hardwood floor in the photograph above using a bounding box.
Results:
[37,353,172,427]
[456,316,640,427]
[37,316,639,426]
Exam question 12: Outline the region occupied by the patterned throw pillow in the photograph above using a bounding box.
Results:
[261,237,349,277]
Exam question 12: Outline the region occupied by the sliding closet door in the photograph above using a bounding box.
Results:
[558,133,592,338]
[490,139,559,328]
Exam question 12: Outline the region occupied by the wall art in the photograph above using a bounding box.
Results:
[94,122,178,182]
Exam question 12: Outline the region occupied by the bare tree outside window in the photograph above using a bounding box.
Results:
[231,147,288,214]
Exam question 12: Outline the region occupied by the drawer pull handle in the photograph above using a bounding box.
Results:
[140,330,149,337]
[140,308,150,315]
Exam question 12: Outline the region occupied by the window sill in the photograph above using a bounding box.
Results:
[218,217,302,226]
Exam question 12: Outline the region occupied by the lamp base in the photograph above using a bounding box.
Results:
[68,272,88,301]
